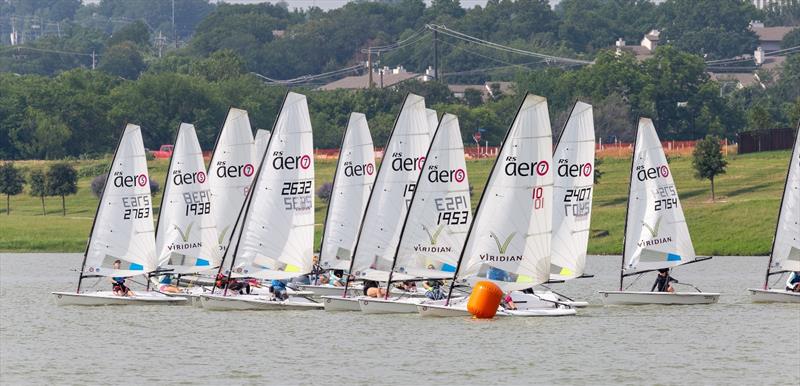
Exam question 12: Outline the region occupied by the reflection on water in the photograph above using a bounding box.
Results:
[1,254,798,385]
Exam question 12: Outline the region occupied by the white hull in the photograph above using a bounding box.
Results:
[358,297,423,314]
[321,296,362,311]
[416,293,576,317]
[531,290,588,308]
[416,301,471,317]
[748,288,800,303]
[52,291,187,306]
[297,284,360,298]
[598,291,720,305]
[199,294,322,311]
[498,308,577,317]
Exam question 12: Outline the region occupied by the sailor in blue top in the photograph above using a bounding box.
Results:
[786,271,800,292]
[110,260,134,296]
[271,279,288,301]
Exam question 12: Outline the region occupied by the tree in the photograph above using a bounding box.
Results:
[106,20,151,47]
[463,88,483,107]
[0,163,25,215]
[692,135,727,202]
[29,169,48,216]
[98,42,146,80]
[316,182,333,203]
[46,163,78,216]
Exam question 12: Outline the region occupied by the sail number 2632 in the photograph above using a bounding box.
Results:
[281,180,312,211]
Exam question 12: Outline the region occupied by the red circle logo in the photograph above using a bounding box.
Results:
[366,163,375,175]
[536,161,549,176]
[417,157,426,170]
[137,175,148,187]
[454,168,465,183]
[243,164,254,177]
[196,171,206,183]
[582,163,593,177]
[659,165,670,177]
[300,155,311,170]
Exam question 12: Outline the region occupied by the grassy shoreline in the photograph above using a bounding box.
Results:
[0,150,790,255]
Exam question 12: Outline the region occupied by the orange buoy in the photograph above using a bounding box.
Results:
[467,280,503,319]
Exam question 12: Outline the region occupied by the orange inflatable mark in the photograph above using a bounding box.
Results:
[467,281,503,319]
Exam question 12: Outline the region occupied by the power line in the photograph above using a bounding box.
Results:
[1,46,98,57]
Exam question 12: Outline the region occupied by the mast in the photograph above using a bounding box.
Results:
[76,124,128,293]
[342,94,411,298]
[763,127,799,289]
[445,92,530,305]
[383,114,443,298]
[220,94,287,295]
[619,118,641,291]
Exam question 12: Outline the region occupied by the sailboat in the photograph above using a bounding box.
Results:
[598,118,720,305]
[152,123,219,298]
[322,93,432,311]
[359,113,472,314]
[300,113,376,298]
[749,130,800,302]
[255,129,271,160]
[417,94,576,317]
[426,108,439,137]
[53,124,186,305]
[199,92,321,311]
[541,101,596,308]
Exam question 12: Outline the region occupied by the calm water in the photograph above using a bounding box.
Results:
[1,254,798,385]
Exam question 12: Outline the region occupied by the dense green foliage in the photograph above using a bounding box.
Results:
[45,162,78,216]
[0,162,25,214]
[692,135,728,201]
[28,168,48,215]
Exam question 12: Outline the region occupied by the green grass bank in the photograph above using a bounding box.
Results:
[0,150,790,255]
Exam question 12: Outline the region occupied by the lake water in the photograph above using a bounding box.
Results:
[1,254,798,385]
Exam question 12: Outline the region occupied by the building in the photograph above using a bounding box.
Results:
[448,81,514,101]
[751,0,799,10]
[750,21,796,51]
[614,29,660,61]
[317,65,420,90]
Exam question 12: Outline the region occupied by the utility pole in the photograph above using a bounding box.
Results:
[172,0,177,48]
[91,50,96,69]
[367,49,373,88]
[433,28,439,81]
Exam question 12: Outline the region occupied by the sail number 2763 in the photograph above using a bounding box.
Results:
[121,194,150,220]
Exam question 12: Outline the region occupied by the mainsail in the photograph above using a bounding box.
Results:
[453,94,553,292]
[229,92,315,279]
[155,123,219,273]
[207,108,256,254]
[768,131,800,275]
[319,113,376,271]
[82,124,157,277]
[255,129,271,160]
[550,101,595,280]
[393,113,472,280]
[622,118,696,274]
[349,93,431,282]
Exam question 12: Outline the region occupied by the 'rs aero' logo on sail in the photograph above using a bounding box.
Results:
[273,152,311,170]
[504,156,549,177]
[480,231,522,262]
[636,165,670,181]
[114,173,148,187]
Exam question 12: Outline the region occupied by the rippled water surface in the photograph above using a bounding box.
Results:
[1,254,798,385]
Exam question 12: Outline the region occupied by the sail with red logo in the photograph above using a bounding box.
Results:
[207,108,257,255]
[550,101,595,280]
[155,123,219,274]
[623,118,696,273]
[319,113,376,271]
[228,92,315,280]
[453,93,554,292]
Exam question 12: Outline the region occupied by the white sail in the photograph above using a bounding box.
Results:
[155,123,219,273]
[351,93,431,282]
[394,113,471,280]
[255,129,271,160]
[426,108,439,138]
[623,118,696,272]
[550,102,595,280]
[455,94,553,292]
[83,124,157,277]
[771,132,800,272]
[230,92,315,279]
[207,108,256,254]
[319,113,376,271]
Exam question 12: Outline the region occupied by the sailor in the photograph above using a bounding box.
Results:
[271,279,289,301]
[110,260,134,297]
[363,279,386,298]
[786,271,800,292]
[651,268,677,292]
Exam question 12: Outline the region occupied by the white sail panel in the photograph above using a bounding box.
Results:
[456,94,553,292]
[231,92,315,279]
[207,108,256,254]
[351,94,431,281]
[771,133,800,272]
[394,114,471,279]
[155,123,219,274]
[84,124,157,277]
[623,118,696,272]
[255,129,271,160]
[319,113,376,270]
[550,102,595,280]
[426,108,439,138]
